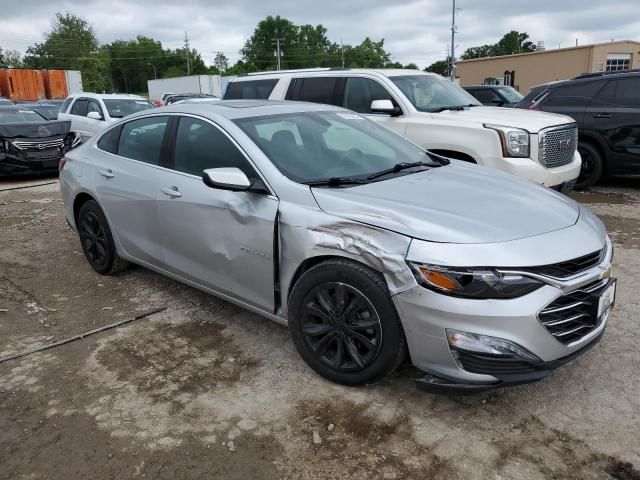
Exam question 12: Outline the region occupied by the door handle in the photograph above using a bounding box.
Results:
[99,169,114,178]
[161,186,182,198]
[593,113,612,119]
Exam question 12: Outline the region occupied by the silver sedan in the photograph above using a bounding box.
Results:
[59,100,616,392]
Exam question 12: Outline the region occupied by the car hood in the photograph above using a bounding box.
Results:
[435,106,573,133]
[0,120,71,138]
[311,164,580,244]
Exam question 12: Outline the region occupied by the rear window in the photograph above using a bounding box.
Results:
[224,80,278,100]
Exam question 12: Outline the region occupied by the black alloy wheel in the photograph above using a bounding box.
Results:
[77,200,129,275]
[288,259,406,386]
[300,282,383,372]
[79,211,109,269]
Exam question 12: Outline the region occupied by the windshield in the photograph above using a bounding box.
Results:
[497,87,524,103]
[0,109,45,123]
[390,75,481,112]
[103,99,155,118]
[234,111,428,184]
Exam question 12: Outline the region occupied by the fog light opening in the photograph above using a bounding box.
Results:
[446,329,540,362]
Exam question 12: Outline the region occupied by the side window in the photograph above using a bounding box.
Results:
[173,117,256,178]
[344,77,395,113]
[118,116,169,165]
[613,78,640,108]
[87,100,103,118]
[60,97,73,113]
[223,79,278,100]
[287,77,343,106]
[70,99,88,116]
[97,125,122,154]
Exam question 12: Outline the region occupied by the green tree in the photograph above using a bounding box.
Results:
[2,49,23,67]
[424,59,449,75]
[241,15,300,70]
[210,52,229,74]
[460,31,536,60]
[23,12,108,92]
[404,62,419,70]
[345,38,392,68]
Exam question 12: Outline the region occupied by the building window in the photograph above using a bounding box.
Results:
[606,53,631,71]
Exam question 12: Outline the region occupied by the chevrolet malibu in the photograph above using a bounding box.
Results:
[59,101,616,391]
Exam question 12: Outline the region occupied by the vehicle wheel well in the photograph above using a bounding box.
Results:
[73,193,96,225]
[578,137,607,174]
[429,149,477,163]
[287,255,383,302]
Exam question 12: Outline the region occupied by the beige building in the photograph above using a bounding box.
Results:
[456,40,640,95]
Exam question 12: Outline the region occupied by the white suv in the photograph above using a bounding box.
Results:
[58,93,155,143]
[224,69,581,191]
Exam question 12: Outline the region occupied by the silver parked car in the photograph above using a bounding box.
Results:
[59,100,616,392]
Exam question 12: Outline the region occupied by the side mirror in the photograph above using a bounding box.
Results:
[370,99,401,116]
[87,111,103,120]
[203,167,251,191]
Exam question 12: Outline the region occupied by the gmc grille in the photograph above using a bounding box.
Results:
[539,125,578,168]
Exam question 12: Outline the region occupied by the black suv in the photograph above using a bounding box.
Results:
[463,85,523,108]
[518,70,640,188]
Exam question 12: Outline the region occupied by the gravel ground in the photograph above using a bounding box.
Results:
[1,176,639,480]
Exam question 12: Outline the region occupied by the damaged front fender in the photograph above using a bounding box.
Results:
[278,203,417,317]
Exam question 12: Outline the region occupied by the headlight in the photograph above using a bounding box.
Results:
[409,263,543,299]
[485,124,530,158]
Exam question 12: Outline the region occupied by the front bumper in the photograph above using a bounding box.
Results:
[0,153,61,177]
[393,238,614,392]
[482,150,581,188]
[414,331,604,393]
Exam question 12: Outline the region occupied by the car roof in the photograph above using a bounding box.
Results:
[142,100,344,120]
[230,68,434,81]
[67,92,148,101]
[533,70,640,91]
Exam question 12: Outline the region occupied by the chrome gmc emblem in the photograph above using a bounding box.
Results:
[558,138,572,150]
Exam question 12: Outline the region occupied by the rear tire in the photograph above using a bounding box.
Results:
[576,142,604,190]
[77,200,129,275]
[288,259,406,386]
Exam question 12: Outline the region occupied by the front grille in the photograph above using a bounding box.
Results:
[524,249,603,278]
[456,350,539,375]
[538,279,609,345]
[539,125,577,168]
[12,138,65,150]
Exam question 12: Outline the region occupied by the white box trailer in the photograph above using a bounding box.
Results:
[147,75,226,101]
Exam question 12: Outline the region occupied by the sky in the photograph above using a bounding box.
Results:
[0,0,639,68]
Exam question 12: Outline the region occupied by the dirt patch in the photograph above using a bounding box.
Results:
[290,398,458,480]
[491,416,640,480]
[570,191,631,205]
[96,320,260,406]
[598,214,640,250]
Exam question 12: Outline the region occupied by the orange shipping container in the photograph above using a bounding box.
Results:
[0,69,46,101]
[42,70,69,99]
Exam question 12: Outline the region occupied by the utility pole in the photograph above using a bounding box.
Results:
[450,0,457,80]
[184,31,191,75]
[273,30,283,71]
[341,37,345,68]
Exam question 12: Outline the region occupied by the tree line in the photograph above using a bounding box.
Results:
[0,12,535,94]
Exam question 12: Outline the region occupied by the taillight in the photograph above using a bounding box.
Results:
[59,157,67,172]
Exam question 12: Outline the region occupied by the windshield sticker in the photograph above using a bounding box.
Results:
[336,113,365,120]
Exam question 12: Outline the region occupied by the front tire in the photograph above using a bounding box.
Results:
[288,259,406,386]
[77,200,129,275]
[576,142,604,190]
